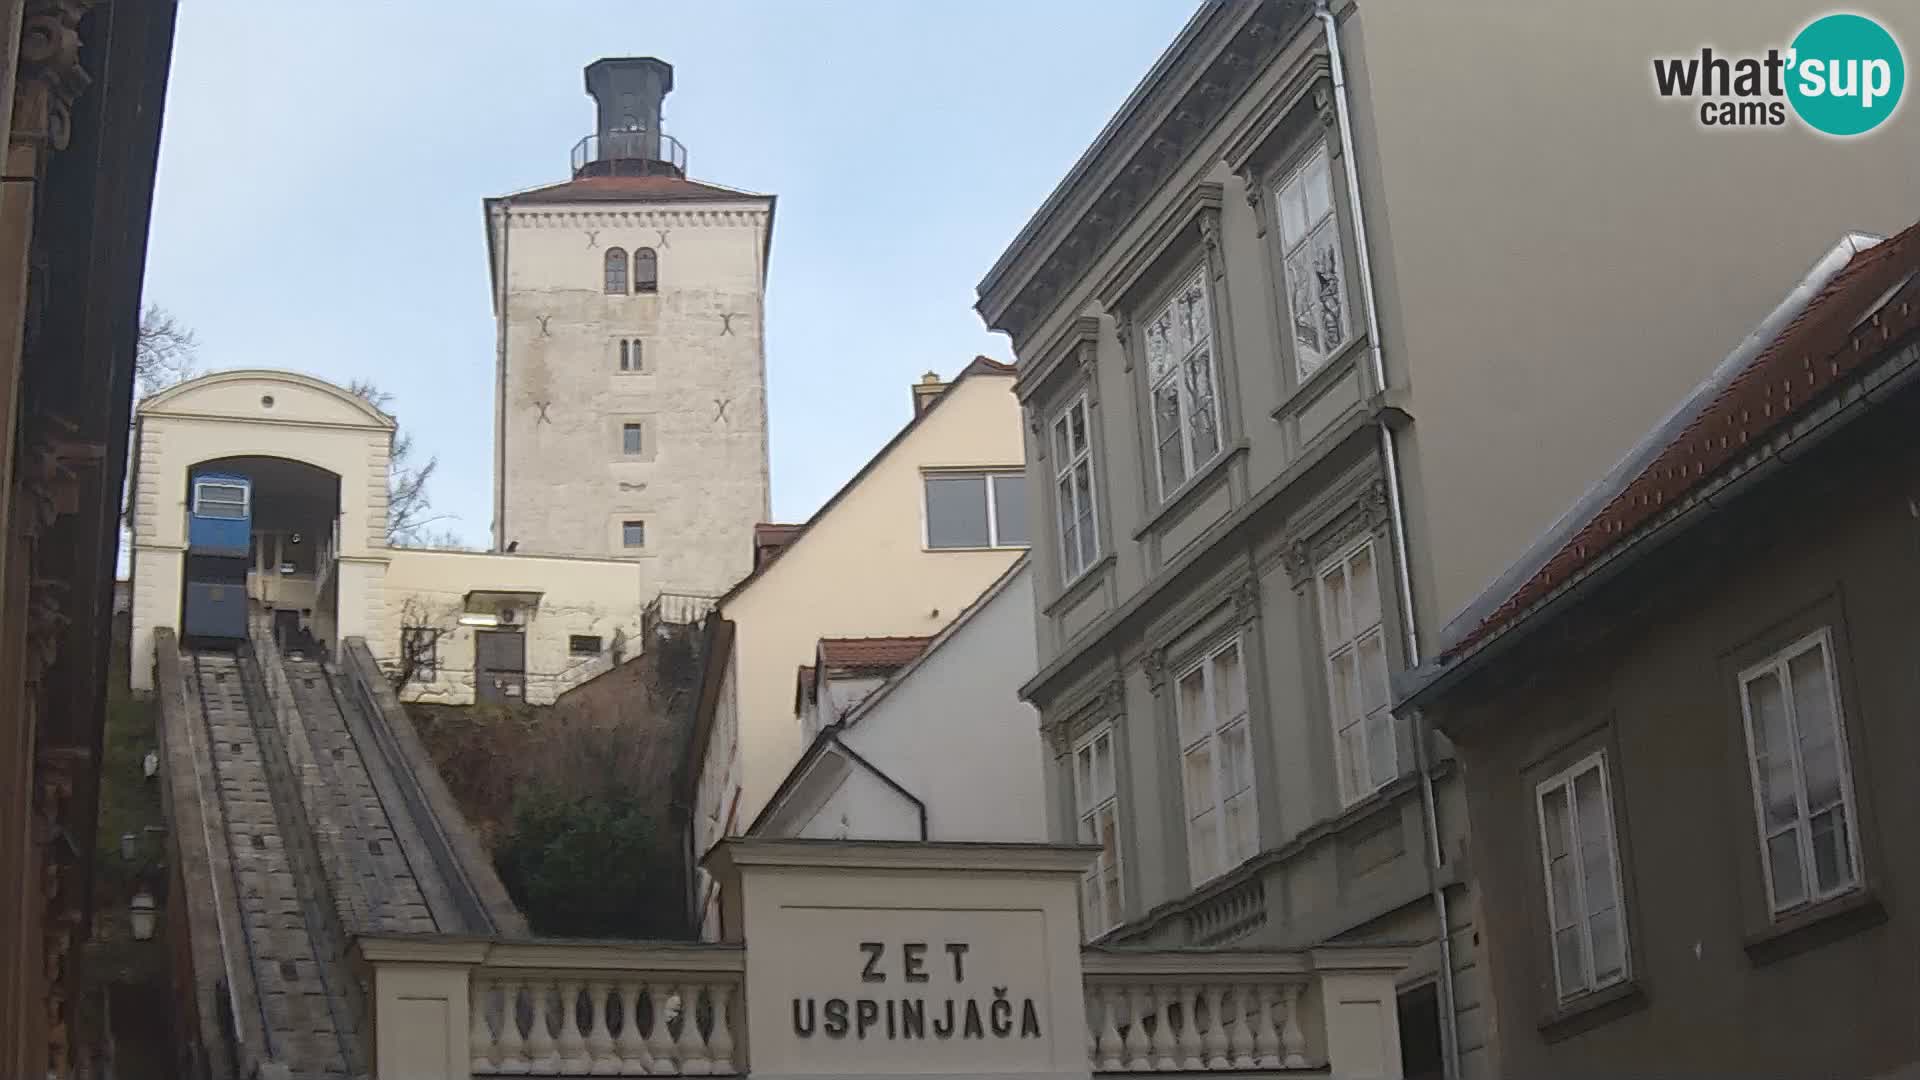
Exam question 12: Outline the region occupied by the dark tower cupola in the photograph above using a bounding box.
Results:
[572,57,686,178]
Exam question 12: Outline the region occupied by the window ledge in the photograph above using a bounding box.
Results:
[1743,887,1885,967]
[1131,442,1248,542]
[1536,978,1647,1044]
[1044,553,1116,617]
[922,545,1030,555]
[1271,334,1369,422]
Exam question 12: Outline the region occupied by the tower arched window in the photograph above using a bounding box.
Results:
[603,248,628,295]
[634,247,658,294]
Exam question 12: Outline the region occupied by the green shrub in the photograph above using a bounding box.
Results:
[494,784,682,939]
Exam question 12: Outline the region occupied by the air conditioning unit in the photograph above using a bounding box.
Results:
[498,608,518,625]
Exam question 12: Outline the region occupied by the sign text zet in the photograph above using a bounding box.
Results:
[790,941,1044,1042]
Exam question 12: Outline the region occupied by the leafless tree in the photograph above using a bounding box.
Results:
[134,304,198,396]
[391,594,459,692]
[346,379,446,545]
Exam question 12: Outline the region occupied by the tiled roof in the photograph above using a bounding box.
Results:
[753,523,803,571]
[794,665,817,710]
[507,174,764,205]
[817,636,934,672]
[1446,220,1920,661]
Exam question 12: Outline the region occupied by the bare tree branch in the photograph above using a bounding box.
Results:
[135,304,198,396]
[346,378,446,545]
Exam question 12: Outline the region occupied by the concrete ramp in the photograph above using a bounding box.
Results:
[154,625,524,1079]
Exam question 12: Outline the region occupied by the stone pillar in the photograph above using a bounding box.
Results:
[1309,951,1407,1080]
[358,939,487,1080]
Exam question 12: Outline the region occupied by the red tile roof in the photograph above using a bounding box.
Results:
[1446,221,1920,661]
[817,636,934,672]
[508,174,763,205]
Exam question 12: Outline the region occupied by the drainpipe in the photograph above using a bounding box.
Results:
[1315,4,1462,1078]
[492,197,513,552]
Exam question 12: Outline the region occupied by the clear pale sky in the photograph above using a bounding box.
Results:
[144,2,1199,547]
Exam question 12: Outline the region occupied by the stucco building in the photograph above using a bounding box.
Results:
[1400,224,1920,1075]
[973,3,1919,1079]
[486,57,773,600]
[688,359,1029,938]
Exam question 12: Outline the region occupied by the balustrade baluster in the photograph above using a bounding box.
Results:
[1226,984,1256,1069]
[1176,984,1203,1069]
[615,980,650,1075]
[1252,984,1280,1069]
[559,979,590,1073]
[1280,984,1308,1068]
[646,985,677,1073]
[499,979,531,1075]
[528,979,560,1075]
[1094,986,1123,1072]
[1204,985,1231,1069]
[472,979,497,1074]
[708,982,736,1074]
[1122,985,1151,1071]
[1150,984,1178,1071]
[588,981,620,1075]
[676,982,713,1074]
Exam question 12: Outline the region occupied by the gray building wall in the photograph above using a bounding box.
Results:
[979,3,1917,1079]
[1431,383,1920,1076]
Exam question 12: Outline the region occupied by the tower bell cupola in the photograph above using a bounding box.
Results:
[573,57,686,179]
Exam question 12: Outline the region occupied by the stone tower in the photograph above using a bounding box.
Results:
[485,57,773,600]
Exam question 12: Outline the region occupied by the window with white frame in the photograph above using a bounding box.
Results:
[1738,628,1861,915]
[1072,725,1124,936]
[1051,394,1099,581]
[923,470,1028,549]
[1535,752,1629,1001]
[1274,143,1351,380]
[1142,268,1223,499]
[1174,638,1256,885]
[193,480,248,519]
[1319,538,1394,805]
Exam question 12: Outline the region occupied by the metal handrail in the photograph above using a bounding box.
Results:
[571,129,688,174]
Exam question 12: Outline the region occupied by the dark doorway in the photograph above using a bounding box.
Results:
[474,630,526,704]
[272,609,300,650]
[1398,981,1444,1080]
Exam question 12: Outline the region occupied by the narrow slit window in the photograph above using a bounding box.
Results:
[603,248,628,294]
[622,423,643,456]
[619,338,643,372]
[633,247,658,293]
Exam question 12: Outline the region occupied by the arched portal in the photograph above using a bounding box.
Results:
[185,455,343,657]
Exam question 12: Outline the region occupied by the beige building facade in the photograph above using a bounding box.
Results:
[486,57,773,601]
[689,362,1028,938]
[975,3,1917,1078]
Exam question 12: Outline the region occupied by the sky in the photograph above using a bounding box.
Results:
[144,1,1200,548]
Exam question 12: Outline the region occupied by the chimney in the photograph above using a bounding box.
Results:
[581,57,678,174]
[911,372,947,416]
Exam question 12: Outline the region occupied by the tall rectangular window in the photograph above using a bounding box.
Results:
[1072,725,1124,937]
[1275,143,1351,379]
[622,422,643,455]
[1143,268,1222,499]
[1175,638,1256,885]
[924,471,1028,549]
[1738,628,1861,915]
[622,520,646,549]
[1320,538,1393,805]
[618,338,643,372]
[1536,752,1629,1001]
[1051,394,1099,582]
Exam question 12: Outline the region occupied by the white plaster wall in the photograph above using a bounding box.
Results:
[491,198,772,601]
[803,563,1046,843]
[128,371,393,690]
[377,547,649,706]
[713,372,1027,840]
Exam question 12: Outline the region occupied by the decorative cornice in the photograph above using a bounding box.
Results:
[1140,648,1168,693]
[1232,578,1261,626]
[1014,313,1107,405]
[1281,536,1315,586]
[1093,178,1225,313]
[1360,478,1390,531]
[979,0,1312,346]
[12,0,95,152]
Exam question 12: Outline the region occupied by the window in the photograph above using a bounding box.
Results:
[1174,638,1256,885]
[1535,752,1629,1001]
[193,480,248,520]
[1143,268,1222,499]
[633,247,658,293]
[622,520,646,548]
[1072,726,1124,936]
[1319,538,1394,805]
[1738,628,1861,915]
[923,470,1028,549]
[569,635,602,656]
[622,422,643,455]
[618,338,643,372]
[1051,395,1099,582]
[1275,143,1351,379]
[400,626,438,681]
[603,247,628,295]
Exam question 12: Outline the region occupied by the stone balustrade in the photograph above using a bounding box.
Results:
[1081,951,1312,1073]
